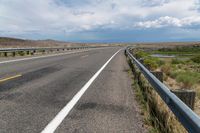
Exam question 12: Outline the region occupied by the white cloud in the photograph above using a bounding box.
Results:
[134,16,200,28]
[141,0,170,7]
[0,0,200,37]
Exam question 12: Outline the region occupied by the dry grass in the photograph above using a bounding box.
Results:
[139,74,186,133]
[126,56,187,133]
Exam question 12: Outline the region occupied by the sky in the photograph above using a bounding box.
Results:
[1,0,200,42]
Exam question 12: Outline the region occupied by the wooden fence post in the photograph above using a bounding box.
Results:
[171,89,196,110]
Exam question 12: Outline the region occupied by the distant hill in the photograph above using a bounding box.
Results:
[0,37,110,48]
[1,37,199,48]
[0,37,25,42]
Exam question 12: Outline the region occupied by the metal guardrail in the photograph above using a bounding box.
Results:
[0,46,100,52]
[125,48,200,133]
[0,46,104,56]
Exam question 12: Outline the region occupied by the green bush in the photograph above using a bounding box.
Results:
[191,55,200,63]
[143,57,159,70]
[169,71,178,79]
[157,59,165,66]
[171,58,183,64]
[134,50,165,70]
[135,51,149,59]
[144,59,158,70]
[171,71,200,88]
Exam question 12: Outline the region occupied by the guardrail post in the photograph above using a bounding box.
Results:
[4,52,8,57]
[12,52,16,57]
[0,46,98,59]
[151,71,163,82]
[4,52,7,57]
[171,89,196,110]
[31,51,34,55]
[19,51,25,56]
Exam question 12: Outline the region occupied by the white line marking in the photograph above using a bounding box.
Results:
[0,48,107,65]
[80,55,89,58]
[41,49,121,133]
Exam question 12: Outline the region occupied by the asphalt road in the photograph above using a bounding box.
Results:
[0,47,146,133]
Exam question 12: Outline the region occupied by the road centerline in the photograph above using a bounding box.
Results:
[41,49,121,133]
[0,74,22,83]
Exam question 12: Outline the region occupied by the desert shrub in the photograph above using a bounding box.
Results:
[169,71,178,79]
[144,58,158,70]
[171,71,200,88]
[177,64,182,69]
[171,58,183,64]
[134,50,165,70]
[161,65,171,76]
[135,51,149,59]
[191,55,200,63]
[158,60,165,66]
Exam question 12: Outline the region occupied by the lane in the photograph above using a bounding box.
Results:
[42,49,121,133]
[0,47,106,63]
[0,50,73,62]
[0,47,120,133]
[56,50,147,133]
[0,47,106,68]
[0,48,110,79]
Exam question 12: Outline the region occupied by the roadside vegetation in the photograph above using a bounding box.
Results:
[132,45,200,113]
[134,50,165,71]
[126,54,186,133]
[127,45,200,133]
[152,46,200,55]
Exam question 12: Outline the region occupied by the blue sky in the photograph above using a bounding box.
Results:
[1,0,200,42]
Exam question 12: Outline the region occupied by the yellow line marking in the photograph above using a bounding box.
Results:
[0,74,22,83]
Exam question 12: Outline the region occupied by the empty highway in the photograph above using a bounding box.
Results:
[0,47,146,133]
